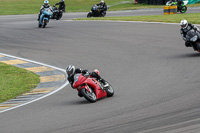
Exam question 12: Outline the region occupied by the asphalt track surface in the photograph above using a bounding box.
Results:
[1,9,200,133]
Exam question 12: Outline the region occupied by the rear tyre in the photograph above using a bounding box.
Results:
[81,87,97,103]
[180,6,187,13]
[56,13,63,20]
[105,81,114,97]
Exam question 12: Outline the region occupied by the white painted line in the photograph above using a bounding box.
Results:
[0,53,64,71]
[0,53,68,114]
[0,81,68,114]
[72,20,200,27]
[63,20,74,22]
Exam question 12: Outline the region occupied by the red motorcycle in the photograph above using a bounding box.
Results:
[73,69,114,102]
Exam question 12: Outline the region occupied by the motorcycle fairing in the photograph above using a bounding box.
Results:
[73,74,107,99]
[39,9,52,25]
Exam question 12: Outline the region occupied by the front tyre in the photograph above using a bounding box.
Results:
[105,81,114,97]
[196,43,200,52]
[43,19,47,28]
[87,12,92,18]
[101,12,106,17]
[81,87,97,103]
[180,6,187,13]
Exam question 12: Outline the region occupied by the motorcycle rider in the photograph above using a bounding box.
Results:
[169,0,175,3]
[54,0,66,12]
[37,0,53,21]
[177,0,184,10]
[180,19,200,47]
[169,0,183,10]
[66,65,108,96]
[96,0,107,16]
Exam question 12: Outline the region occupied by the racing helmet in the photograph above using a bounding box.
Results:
[100,0,105,5]
[94,69,100,75]
[44,0,49,6]
[61,0,64,2]
[75,68,82,73]
[180,19,188,29]
[66,65,75,77]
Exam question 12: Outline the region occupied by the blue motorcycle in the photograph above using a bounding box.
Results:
[38,8,53,28]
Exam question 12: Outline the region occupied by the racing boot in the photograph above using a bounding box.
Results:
[185,41,192,47]
[100,79,109,88]
[78,91,83,97]
[37,14,40,21]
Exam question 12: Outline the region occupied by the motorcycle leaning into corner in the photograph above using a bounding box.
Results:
[38,8,53,28]
[166,0,188,13]
[73,70,114,103]
[87,5,109,18]
[51,5,63,20]
[185,29,200,52]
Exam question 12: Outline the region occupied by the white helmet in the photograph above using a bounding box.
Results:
[44,0,49,5]
[66,65,75,77]
[100,0,105,4]
[180,19,188,29]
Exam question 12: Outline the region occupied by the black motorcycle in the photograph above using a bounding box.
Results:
[51,5,63,20]
[87,5,107,18]
[186,29,200,52]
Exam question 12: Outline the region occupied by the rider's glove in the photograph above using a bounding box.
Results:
[82,70,89,74]
[183,37,187,41]
[84,72,89,78]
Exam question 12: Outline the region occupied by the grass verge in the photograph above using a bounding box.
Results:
[110,2,200,11]
[0,0,200,15]
[75,13,200,24]
[0,62,40,103]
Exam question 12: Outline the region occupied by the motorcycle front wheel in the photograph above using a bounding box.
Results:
[81,87,97,103]
[101,12,106,17]
[87,12,92,18]
[43,19,47,28]
[196,43,200,52]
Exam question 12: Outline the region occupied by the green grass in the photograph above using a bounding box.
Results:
[110,2,200,11]
[0,0,200,15]
[0,62,40,103]
[76,13,200,24]
[0,0,133,15]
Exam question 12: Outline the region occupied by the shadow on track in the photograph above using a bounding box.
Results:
[171,53,200,59]
[62,100,92,105]
[60,96,111,106]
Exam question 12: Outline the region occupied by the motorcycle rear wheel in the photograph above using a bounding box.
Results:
[81,87,97,103]
[56,13,63,20]
[105,81,114,97]
[180,6,187,13]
